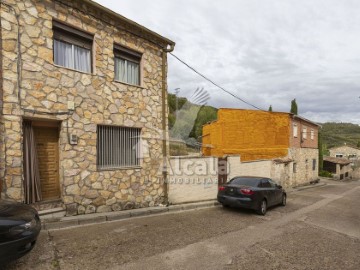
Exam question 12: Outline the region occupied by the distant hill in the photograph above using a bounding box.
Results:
[320,122,360,150]
[168,93,218,142]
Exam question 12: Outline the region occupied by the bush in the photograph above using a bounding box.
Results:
[319,170,333,178]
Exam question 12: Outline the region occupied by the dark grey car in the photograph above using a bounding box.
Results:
[217,176,286,215]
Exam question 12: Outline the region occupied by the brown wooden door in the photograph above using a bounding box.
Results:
[33,127,60,200]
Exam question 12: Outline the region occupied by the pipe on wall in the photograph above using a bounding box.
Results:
[161,44,175,204]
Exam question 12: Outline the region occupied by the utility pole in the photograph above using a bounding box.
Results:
[174,88,180,120]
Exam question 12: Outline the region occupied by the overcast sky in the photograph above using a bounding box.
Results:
[95,0,360,124]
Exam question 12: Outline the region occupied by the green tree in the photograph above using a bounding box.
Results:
[268,105,273,112]
[290,99,298,115]
[357,141,360,148]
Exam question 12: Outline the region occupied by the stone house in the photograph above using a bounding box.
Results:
[202,109,319,187]
[323,156,352,180]
[0,0,175,215]
[329,145,360,161]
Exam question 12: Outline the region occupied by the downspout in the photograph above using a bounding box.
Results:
[161,43,175,204]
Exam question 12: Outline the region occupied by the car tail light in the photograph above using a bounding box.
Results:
[240,188,254,195]
[218,186,226,191]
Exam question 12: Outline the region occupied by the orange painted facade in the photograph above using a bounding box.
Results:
[202,109,291,161]
[202,109,319,162]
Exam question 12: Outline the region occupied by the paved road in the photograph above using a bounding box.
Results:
[6,179,360,270]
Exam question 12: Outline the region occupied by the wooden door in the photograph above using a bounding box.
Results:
[33,127,60,200]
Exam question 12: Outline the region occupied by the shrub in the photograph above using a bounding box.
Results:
[319,170,333,178]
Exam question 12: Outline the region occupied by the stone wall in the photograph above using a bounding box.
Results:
[0,0,170,215]
[288,148,319,186]
[329,145,360,160]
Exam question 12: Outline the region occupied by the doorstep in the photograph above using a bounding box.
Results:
[41,200,220,230]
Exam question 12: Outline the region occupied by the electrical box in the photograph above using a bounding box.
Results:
[69,134,78,145]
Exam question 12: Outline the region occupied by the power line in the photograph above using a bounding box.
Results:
[169,52,264,111]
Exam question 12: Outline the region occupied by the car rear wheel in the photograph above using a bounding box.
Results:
[281,194,286,206]
[222,204,230,208]
[257,199,267,215]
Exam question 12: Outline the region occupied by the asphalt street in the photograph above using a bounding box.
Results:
[5,179,360,270]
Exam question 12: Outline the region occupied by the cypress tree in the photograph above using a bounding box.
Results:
[290,99,298,115]
[268,105,273,112]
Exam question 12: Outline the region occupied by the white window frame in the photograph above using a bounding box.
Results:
[302,127,307,140]
[293,123,298,138]
[310,129,314,140]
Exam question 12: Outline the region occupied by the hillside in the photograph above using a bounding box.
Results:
[168,93,218,142]
[167,94,360,151]
[320,122,360,150]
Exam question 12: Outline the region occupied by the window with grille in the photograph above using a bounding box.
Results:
[312,159,316,171]
[97,125,141,169]
[53,20,93,73]
[114,44,141,85]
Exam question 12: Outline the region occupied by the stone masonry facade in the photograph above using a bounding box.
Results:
[0,0,174,215]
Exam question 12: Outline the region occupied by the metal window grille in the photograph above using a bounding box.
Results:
[97,125,141,169]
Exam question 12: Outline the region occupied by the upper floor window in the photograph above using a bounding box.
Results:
[114,44,141,86]
[53,21,93,73]
[293,123,298,138]
[302,127,307,140]
[310,129,314,140]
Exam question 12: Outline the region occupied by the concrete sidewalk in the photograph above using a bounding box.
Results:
[41,180,328,230]
[41,200,220,230]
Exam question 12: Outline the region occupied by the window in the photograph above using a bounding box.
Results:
[312,159,316,171]
[114,44,141,85]
[268,179,277,188]
[260,179,272,188]
[310,129,314,140]
[53,20,93,73]
[293,163,297,173]
[335,154,343,158]
[97,125,141,169]
[302,127,307,140]
[293,123,298,138]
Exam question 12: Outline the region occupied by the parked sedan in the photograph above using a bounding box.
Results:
[217,176,286,215]
[0,200,41,266]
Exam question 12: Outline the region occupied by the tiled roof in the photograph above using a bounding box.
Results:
[323,156,352,165]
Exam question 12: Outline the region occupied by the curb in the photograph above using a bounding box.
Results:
[41,200,220,230]
[287,182,327,193]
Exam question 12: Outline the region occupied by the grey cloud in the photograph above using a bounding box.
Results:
[96,0,360,124]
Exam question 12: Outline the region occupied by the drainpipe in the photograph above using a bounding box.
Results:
[161,44,175,204]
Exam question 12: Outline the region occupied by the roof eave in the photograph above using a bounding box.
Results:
[82,0,175,47]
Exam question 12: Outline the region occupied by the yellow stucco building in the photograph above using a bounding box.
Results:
[202,109,291,161]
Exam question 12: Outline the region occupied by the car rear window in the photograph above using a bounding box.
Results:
[228,177,260,187]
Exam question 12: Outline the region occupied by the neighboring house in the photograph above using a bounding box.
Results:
[0,0,175,215]
[202,109,320,187]
[323,157,352,180]
[329,145,360,161]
